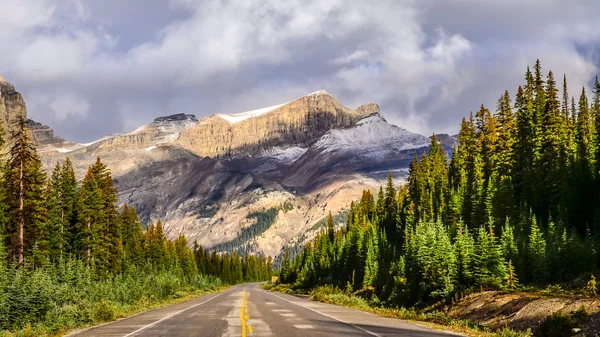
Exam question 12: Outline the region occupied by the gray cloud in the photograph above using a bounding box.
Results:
[1,0,599,141]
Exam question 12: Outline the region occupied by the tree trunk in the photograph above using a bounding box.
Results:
[18,158,24,267]
[87,220,91,260]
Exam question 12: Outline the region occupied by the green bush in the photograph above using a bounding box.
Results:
[0,259,222,335]
[94,299,117,322]
[535,306,588,337]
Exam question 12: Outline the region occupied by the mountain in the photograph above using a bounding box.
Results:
[174,90,379,158]
[1,76,431,258]
[0,75,27,139]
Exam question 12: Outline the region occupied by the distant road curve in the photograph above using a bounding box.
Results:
[68,283,461,337]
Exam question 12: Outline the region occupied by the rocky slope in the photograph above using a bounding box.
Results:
[1,77,431,258]
[0,75,27,140]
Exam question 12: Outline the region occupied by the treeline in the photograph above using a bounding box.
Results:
[210,207,279,254]
[195,245,273,284]
[0,117,272,333]
[281,60,600,306]
[0,117,272,280]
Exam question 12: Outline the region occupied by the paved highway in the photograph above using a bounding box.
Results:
[68,283,460,337]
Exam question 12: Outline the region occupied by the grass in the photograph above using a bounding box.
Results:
[263,284,532,337]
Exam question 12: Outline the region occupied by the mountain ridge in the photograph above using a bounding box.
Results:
[1,77,431,258]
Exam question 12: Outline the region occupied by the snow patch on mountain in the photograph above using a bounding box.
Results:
[262,146,307,162]
[315,113,429,154]
[217,103,287,124]
[307,89,331,96]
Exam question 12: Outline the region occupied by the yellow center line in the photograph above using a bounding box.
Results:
[241,289,252,336]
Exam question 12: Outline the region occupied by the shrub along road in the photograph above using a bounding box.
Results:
[68,283,461,336]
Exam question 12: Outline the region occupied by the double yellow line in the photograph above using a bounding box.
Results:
[241,290,253,337]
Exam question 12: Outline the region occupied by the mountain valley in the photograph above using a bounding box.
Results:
[1,76,433,259]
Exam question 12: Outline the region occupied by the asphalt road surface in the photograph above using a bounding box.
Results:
[68,283,460,337]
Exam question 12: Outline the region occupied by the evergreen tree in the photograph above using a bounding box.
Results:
[4,117,46,266]
[474,225,506,288]
[527,216,548,284]
[454,223,475,287]
[506,260,519,290]
[327,211,334,243]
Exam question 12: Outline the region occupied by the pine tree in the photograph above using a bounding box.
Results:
[4,117,46,266]
[474,225,507,288]
[90,158,122,274]
[574,88,595,232]
[527,216,548,284]
[77,168,103,265]
[120,204,143,266]
[60,158,78,255]
[327,211,334,243]
[586,275,598,297]
[500,219,518,265]
[506,260,519,290]
[593,76,600,177]
[454,223,475,287]
[535,71,562,221]
[513,86,536,210]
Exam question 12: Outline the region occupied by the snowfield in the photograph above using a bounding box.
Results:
[217,103,286,124]
[315,113,430,154]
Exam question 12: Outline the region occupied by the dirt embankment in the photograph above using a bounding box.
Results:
[449,291,600,335]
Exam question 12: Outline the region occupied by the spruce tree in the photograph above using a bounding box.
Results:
[327,211,334,243]
[454,223,475,287]
[527,216,548,284]
[4,117,46,266]
[77,168,103,266]
[506,260,519,290]
[60,158,78,255]
[474,225,506,288]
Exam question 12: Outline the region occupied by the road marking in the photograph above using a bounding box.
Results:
[248,325,253,333]
[280,313,297,317]
[294,324,314,329]
[122,288,231,337]
[241,290,248,337]
[262,290,381,337]
[272,309,292,312]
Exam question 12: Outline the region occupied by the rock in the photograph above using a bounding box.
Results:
[0,77,27,140]
[27,119,66,146]
[154,113,197,123]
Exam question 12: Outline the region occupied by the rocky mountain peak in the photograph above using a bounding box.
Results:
[27,119,66,146]
[175,91,378,158]
[0,75,5,83]
[153,113,198,123]
[306,89,331,97]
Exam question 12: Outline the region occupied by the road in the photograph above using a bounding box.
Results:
[68,283,460,337]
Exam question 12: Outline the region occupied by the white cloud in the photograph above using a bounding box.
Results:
[1,0,600,141]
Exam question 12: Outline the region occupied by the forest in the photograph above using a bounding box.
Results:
[0,117,272,335]
[280,60,600,307]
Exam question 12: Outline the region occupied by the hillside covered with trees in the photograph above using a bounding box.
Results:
[0,116,273,335]
[280,60,600,308]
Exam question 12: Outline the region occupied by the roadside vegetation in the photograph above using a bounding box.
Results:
[270,60,600,337]
[0,117,273,336]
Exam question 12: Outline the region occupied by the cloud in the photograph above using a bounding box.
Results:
[1,0,600,141]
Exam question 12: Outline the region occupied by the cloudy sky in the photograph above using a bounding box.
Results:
[2,0,600,142]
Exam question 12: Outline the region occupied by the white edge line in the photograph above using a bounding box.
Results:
[123,287,233,337]
[261,290,381,337]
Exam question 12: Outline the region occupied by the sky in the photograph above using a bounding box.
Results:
[2,0,600,142]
